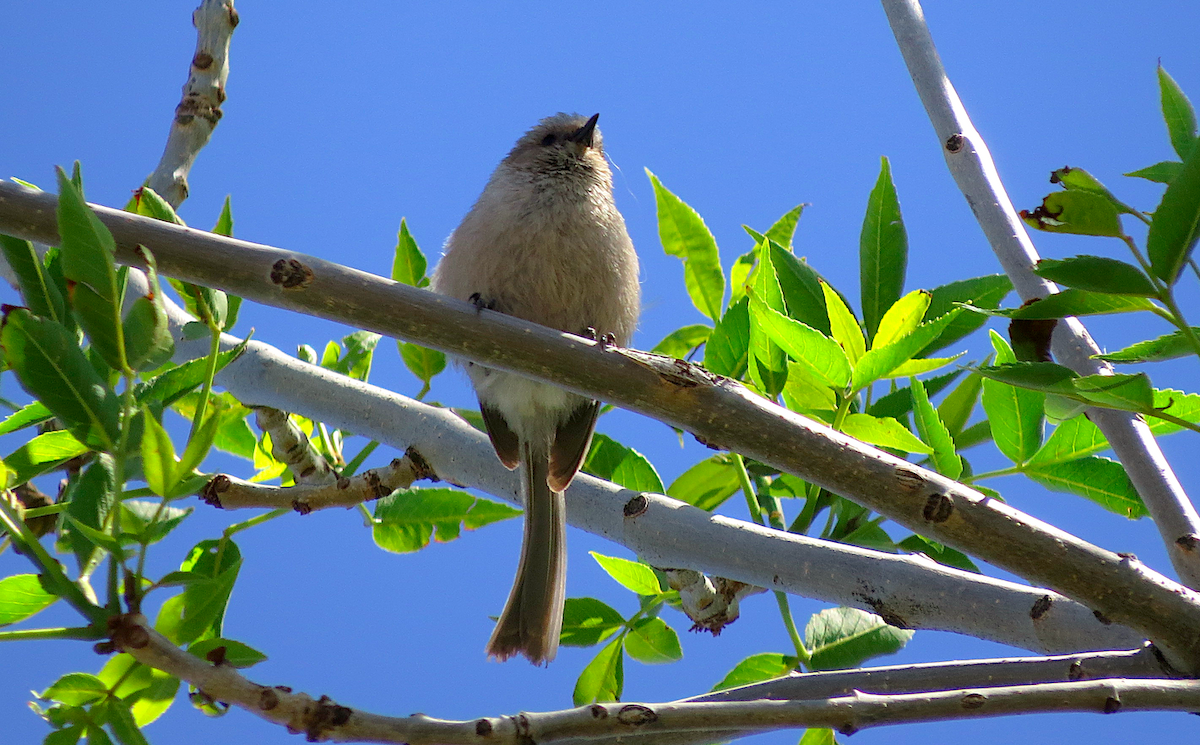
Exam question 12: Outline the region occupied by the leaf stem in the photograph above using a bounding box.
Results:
[965,465,1025,482]
[0,626,104,642]
[188,325,223,441]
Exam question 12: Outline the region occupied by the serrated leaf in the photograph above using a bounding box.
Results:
[747,241,789,396]
[996,289,1158,319]
[922,274,1011,355]
[391,218,428,287]
[40,673,108,707]
[873,290,930,349]
[65,454,117,571]
[850,309,961,391]
[373,488,518,553]
[177,539,242,645]
[728,248,756,307]
[1020,190,1125,237]
[648,170,724,321]
[840,413,931,454]
[782,362,838,414]
[188,638,268,669]
[711,653,797,691]
[140,411,177,498]
[979,332,1045,464]
[573,635,624,705]
[1,234,65,322]
[897,535,979,573]
[623,617,682,664]
[1159,64,1198,160]
[590,552,661,596]
[105,700,150,745]
[911,377,963,479]
[805,607,913,671]
[866,368,962,421]
[134,341,247,408]
[1147,128,1200,284]
[666,454,741,511]
[1126,161,1184,184]
[133,187,184,225]
[1025,456,1146,518]
[0,574,58,625]
[861,156,908,342]
[1097,329,1200,363]
[3,430,88,487]
[2,307,120,449]
[765,204,805,247]
[1149,388,1200,436]
[1034,255,1157,297]
[771,243,832,335]
[937,369,983,438]
[1071,372,1154,412]
[0,400,54,437]
[560,597,626,647]
[583,434,664,493]
[1050,166,1139,215]
[97,654,179,726]
[704,296,749,378]
[650,324,711,360]
[821,280,865,365]
[749,291,850,390]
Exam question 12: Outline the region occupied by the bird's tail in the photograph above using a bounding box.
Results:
[485,441,567,664]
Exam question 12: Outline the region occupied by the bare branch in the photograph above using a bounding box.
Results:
[145,0,239,208]
[108,613,1197,745]
[2,182,1193,667]
[253,407,337,485]
[202,452,429,512]
[880,0,1200,590]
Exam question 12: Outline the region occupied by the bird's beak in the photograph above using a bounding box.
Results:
[568,113,600,147]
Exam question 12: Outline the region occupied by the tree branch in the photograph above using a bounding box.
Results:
[108,613,1197,745]
[881,0,1200,590]
[145,0,239,209]
[2,181,1195,668]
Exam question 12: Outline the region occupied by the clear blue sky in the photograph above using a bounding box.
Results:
[2,2,1199,743]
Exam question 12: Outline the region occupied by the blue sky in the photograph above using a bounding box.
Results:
[2,2,1199,743]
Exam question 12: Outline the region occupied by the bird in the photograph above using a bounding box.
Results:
[431,112,640,664]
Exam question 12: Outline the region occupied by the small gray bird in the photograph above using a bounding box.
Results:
[432,113,640,664]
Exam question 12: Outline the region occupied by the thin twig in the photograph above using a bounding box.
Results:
[881,0,1200,590]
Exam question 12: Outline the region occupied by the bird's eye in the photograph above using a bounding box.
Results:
[540,133,557,146]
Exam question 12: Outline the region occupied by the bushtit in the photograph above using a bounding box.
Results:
[431,113,640,664]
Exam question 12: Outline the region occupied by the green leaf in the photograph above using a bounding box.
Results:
[65,454,117,571]
[122,247,174,371]
[41,673,108,707]
[96,654,179,726]
[979,332,1045,464]
[647,169,724,321]
[135,340,248,408]
[0,400,54,436]
[728,248,756,307]
[1020,191,1125,237]
[747,241,789,396]
[1,234,65,322]
[1150,388,1200,435]
[749,291,850,390]
[995,289,1159,319]
[936,369,983,438]
[650,324,711,360]
[1071,372,1154,412]
[372,488,519,553]
[572,635,624,705]
[1025,456,1146,518]
[860,156,908,342]
[133,187,185,225]
[623,617,682,664]
[590,552,661,596]
[851,309,961,391]
[212,195,234,237]
[583,434,665,493]
[666,454,741,511]
[771,243,832,334]
[1097,329,1200,363]
[922,275,1012,354]
[390,218,429,287]
[1126,161,1184,184]
[897,535,979,573]
[176,539,242,645]
[866,368,962,421]
[188,638,268,668]
[104,700,150,745]
[910,378,963,479]
[325,330,381,382]
[1034,256,1157,297]
[1159,64,1198,160]
[140,411,178,498]
[805,607,913,671]
[764,204,805,248]
[44,724,85,745]
[840,413,932,454]
[800,729,838,745]
[3,430,88,487]
[399,343,446,387]
[704,296,750,379]
[782,362,838,414]
[710,653,797,691]
[0,574,58,625]
[121,500,192,545]
[873,290,930,349]
[175,408,221,481]
[1049,167,1139,215]
[820,280,865,365]
[560,597,626,647]
[1147,127,1200,284]
[2,307,120,449]
[55,167,126,371]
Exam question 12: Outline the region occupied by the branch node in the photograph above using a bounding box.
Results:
[1030,594,1053,620]
[109,613,150,651]
[922,493,954,523]
[945,132,965,153]
[259,686,279,711]
[202,474,230,508]
[616,704,658,726]
[1103,695,1122,714]
[475,718,494,735]
[623,494,649,518]
[589,704,608,719]
[960,692,987,709]
[270,258,315,289]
